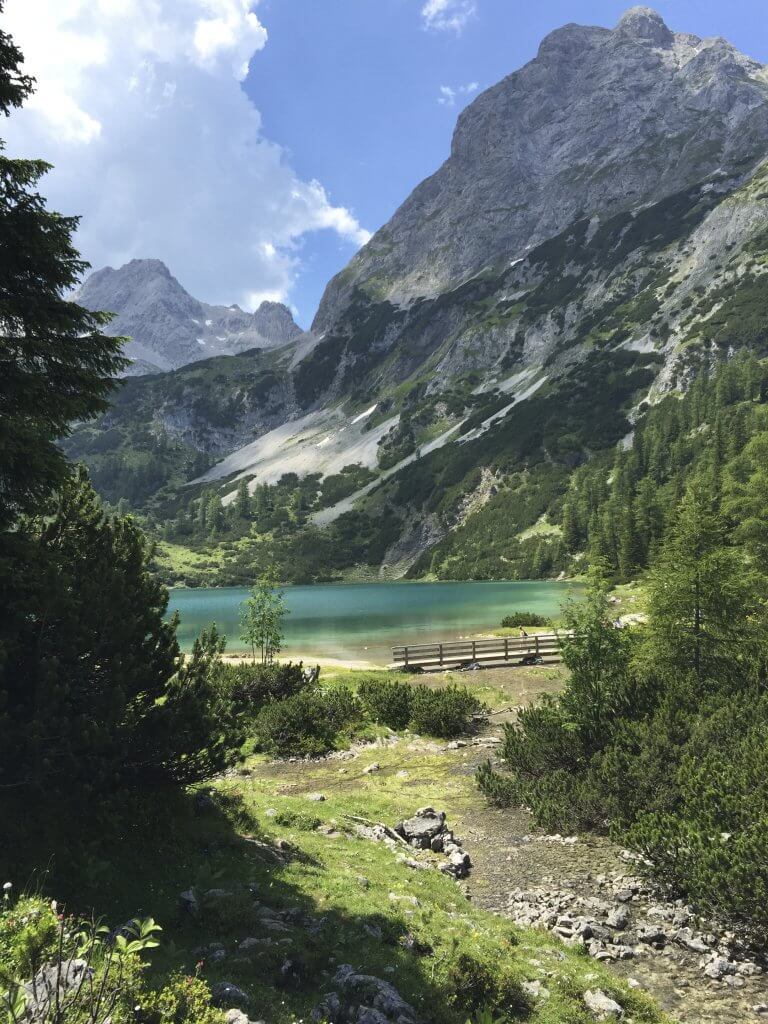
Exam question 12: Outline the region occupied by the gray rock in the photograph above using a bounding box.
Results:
[312,964,422,1024]
[195,791,216,815]
[225,1012,266,1024]
[24,960,93,1019]
[178,888,199,917]
[583,988,624,1019]
[635,925,666,946]
[605,907,629,930]
[395,808,446,849]
[674,927,710,953]
[522,979,550,999]
[703,957,735,979]
[211,982,250,1009]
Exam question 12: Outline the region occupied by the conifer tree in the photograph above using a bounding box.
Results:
[0,12,125,528]
[642,477,767,686]
[235,478,251,519]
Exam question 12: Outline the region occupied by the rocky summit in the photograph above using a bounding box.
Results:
[76,258,303,375]
[315,5,768,325]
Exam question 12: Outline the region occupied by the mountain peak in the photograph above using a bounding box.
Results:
[314,6,768,331]
[616,6,673,45]
[78,259,304,374]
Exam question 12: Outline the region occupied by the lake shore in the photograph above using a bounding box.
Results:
[221,651,385,670]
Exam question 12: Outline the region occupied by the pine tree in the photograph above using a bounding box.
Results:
[235,478,251,519]
[561,499,580,552]
[0,469,180,789]
[642,477,767,687]
[0,16,126,528]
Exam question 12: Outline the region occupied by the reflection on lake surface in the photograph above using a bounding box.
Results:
[168,580,579,663]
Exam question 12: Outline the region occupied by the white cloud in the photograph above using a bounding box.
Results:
[437,81,479,106]
[1,0,370,312]
[422,0,477,33]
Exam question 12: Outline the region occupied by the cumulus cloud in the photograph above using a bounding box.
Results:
[1,0,371,311]
[437,81,479,106]
[422,0,477,33]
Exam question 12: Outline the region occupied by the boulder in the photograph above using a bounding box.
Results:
[225,1012,266,1024]
[702,957,735,979]
[211,982,250,1009]
[312,964,422,1024]
[583,988,623,1019]
[605,907,629,930]
[673,927,709,953]
[25,960,93,1019]
[395,808,446,850]
[178,888,199,918]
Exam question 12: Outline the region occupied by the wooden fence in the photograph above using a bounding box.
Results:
[391,631,573,670]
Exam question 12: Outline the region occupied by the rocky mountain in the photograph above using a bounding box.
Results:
[315,6,768,330]
[69,7,768,581]
[76,258,304,375]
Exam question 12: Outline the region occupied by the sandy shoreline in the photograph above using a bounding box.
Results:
[220,652,385,671]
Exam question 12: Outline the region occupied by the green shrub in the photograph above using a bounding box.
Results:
[254,686,362,757]
[224,660,311,713]
[475,761,520,808]
[409,686,483,738]
[358,677,413,730]
[0,894,172,1024]
[140,974,225,1024]
[500,612,551,628]
[272,809,322,831]
[442,950,529,1021]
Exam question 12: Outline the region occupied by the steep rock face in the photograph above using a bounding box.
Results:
[314,7,768,331]
[76,259,303,374]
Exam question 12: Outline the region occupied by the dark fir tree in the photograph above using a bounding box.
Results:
[0,12,125,528]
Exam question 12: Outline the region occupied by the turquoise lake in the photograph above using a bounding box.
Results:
[168,580,578,663]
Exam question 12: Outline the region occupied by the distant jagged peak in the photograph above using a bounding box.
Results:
[77,257,305,373]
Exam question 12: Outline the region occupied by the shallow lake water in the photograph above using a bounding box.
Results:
[168,580,579,663]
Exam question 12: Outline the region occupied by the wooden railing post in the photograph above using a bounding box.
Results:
[439,643,443,667]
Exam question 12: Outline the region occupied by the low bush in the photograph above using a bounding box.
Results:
[224,660,312,714]
[358,677,413,730]
[357,678,483,738]
[409,685,483,738]
[475,760,520,808]
[254,686,362,757]
[500,612,551,628]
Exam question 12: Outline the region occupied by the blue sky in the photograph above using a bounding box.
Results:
[3,1,767,327]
